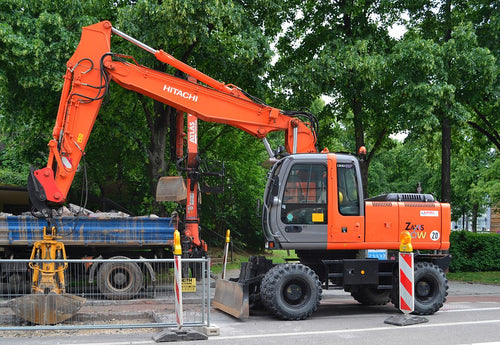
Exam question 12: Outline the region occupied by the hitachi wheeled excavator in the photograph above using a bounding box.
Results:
[14,21,451,324]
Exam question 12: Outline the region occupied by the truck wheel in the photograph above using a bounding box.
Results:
[97,256,143,300]
[351,286,391,305]
[260,263,322,320]
[391,261,448,315]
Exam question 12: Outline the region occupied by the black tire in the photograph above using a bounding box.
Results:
[260,263,322,320]
[97,256,143,300]
[351,286,391,305]
[391,261,448,315]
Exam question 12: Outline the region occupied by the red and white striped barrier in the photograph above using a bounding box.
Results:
[399,252,414,314]
[221,229,230,280]
[173,230,183,330]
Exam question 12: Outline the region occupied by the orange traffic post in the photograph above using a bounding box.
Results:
[152,230,207,342]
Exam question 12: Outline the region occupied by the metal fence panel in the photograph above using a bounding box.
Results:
[0,258,210,331]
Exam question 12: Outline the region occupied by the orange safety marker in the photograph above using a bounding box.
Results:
[152,229,208,341]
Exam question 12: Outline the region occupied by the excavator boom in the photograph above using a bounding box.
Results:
[29,20,317,213]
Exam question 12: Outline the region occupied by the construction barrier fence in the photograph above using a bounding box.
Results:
[0,257,211,331]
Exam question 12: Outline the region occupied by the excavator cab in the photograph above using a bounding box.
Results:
[262,153,365,250]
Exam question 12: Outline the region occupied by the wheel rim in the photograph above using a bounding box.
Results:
[283,278,310,306]
[107,266,133,292]
[416,277,437,302]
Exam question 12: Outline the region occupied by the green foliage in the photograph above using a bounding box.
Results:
[0,0,106,182]
[0,0,499,251]
[449,231,500,272]
[368,139,439,197]
[198,125,268,251]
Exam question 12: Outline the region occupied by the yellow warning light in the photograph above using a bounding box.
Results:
[173,229,182,256]
[361,270,366,275]
[400,231,413,253]
[225,229,231,243]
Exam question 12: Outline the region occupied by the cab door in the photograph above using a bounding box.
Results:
[273,159,329,246]
[327,155,365,246]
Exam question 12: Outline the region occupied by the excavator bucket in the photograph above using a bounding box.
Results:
[156,176,187,202]
[213,279,249,319]
[9,293,86,325]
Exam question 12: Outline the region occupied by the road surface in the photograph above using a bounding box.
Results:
[1,281,499,345]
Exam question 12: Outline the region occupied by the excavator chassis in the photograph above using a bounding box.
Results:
[9,227,85,325]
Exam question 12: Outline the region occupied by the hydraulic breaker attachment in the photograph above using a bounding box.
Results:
[213,279,249,319]
[9,226,86,325]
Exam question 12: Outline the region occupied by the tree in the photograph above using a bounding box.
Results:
[270,0,406,197]
[397,0,497,204]
[391,26,496,203]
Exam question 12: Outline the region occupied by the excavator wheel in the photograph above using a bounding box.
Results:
[260,263,322,320]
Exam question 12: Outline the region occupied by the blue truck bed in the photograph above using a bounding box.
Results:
[0,215,175,246]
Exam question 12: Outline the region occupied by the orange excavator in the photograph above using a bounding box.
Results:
[15,21,451,324]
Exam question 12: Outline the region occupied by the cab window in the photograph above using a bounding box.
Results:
[337,163,360,216]
[281,164,327,224]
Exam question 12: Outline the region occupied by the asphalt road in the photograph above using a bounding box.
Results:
[1,281,500,345]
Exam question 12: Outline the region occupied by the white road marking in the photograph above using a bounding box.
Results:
[210,319,500,341]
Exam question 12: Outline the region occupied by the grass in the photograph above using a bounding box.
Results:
[447,271,500,285]
[209,248,297,274]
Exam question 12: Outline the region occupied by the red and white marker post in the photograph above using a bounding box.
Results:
[173,229,183,330]
[385,231,428,326]
[399,231,414,314]
[221,229,230,280]
[152,230,208,341]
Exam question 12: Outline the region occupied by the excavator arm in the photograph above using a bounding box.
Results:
[28,20,317,215]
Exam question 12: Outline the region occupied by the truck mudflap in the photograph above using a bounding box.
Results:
[213,279,249,319]
[9,293,86,325]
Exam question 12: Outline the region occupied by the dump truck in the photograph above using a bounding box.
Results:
[0,214,175,297]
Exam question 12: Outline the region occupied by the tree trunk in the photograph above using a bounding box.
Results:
[352,97,369,198]
[440,114,451,203]
[144,100,174,216]
[440,0,453,204]
[471,203,478,233]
